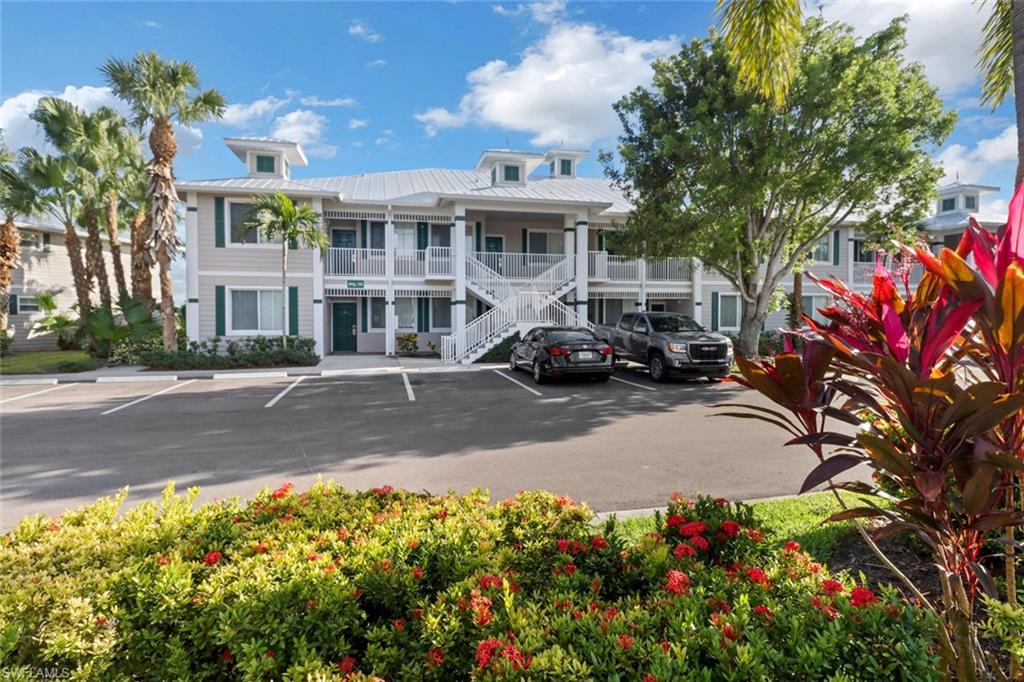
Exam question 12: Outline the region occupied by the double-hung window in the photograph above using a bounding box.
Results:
[941,197,956,212]
[431,297,451,330]
[370,298,386,331]
[719,294,740,330]
[503,164,520,182]
[811,235,830,263]
[395,298,416,330]
[229,288,283,334]
[256,155,275,173]
[15,296,39,313]
[853,239,875,263]
[801,295,830,324]
[230,201,282,245]
[19,232,41,249]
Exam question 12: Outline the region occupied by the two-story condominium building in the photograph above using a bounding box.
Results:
[177,137,1006,362]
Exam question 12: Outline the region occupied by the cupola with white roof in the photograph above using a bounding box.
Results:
[224,136,308,180]
[544,148,588,179]
[474,149,546,187]
[934,181,999,214]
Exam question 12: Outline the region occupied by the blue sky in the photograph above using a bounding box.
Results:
[1,0,1019,213]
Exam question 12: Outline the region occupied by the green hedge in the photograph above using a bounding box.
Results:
[475,332,519,363]
[140,336,318,370]
[0,487,939,680]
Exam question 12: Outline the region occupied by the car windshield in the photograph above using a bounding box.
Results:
[547,330,597,343]
[649,315,702,333]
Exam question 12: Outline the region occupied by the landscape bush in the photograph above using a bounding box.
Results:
[0,329,10,357]
[476,332,519,363]
[139,336,318,370]
[107,335,163,366]
[0,485,939,680]
[54,358,98,373]
[396,332,419,355]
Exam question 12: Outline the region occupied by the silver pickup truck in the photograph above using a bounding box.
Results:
[594,312,733,382]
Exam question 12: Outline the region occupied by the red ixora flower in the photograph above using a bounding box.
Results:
[644,675,659,682]
[746,567,770,587]
[156,554,170,566]
[393,618,406,632]
[203,551,222,566]
[271,482,293,500]
[678,521,707,537]
[666,514,685,528]
[411,566,425,581]
[665,569,691,595]
[618,634,635,649]
[371,485,394,496]
[337,656,357,672]
[426,648,445,666]
[719,520,741,537]
[849,587,878,608]
[822,579,844,595]
[715,498,729,506]
[220,649,234,663]
[782,540,801,554]
[674,543,696,559]
[747,529,764,543]
[753,604,775,620]
[479,575,503,590]
[590,535,609,550]
[689,536,710,551]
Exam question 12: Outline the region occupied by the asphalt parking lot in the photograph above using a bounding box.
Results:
[0,365,841,529]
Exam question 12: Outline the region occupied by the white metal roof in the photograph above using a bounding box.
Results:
[924,210,1005,230]
[223,137,308,166]
[936,181,1000,196]
[176,176,339,198]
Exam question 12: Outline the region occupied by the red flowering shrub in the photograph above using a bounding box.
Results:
[0,484,938,680]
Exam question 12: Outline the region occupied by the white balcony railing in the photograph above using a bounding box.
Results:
[607,254,641,281]
[471,251,565,279]
[646,257,691,281]
[588,251,692,283]
[426,246,453,278]
[394,249,426,277]
[326,248,386,277]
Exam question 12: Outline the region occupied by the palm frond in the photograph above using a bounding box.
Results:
[717,0,803,108]
[976,0,1014,108]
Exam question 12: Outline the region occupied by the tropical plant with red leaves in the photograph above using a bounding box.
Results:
[723,210,1024,679]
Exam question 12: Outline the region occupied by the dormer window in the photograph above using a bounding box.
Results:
[560,159,573,176]
[965,195,977,210]
[503,164,520,182]
[256,155,276,173]
[941,197,956,212]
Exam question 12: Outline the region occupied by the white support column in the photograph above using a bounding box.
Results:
[846,228,855,286]
[185,192,199,343]
[691,259,703,323]
[453,205,467,339]
[574,213,589,323]
[385,207,396,356]
[312,198,325,357]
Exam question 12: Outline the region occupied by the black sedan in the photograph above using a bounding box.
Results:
[509,326,615,384]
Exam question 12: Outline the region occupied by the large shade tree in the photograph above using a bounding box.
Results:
[241,192,327,348]
[102,51,224,350]
[603,18,954,356]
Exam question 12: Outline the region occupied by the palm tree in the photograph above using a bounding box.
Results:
[0,144,40,335]
[99,113,145,303]
[20,149,92,317]
[977,0,1024,186]
[242,192,327,347]
[122,151,155,307]
[716,0,802,109]
[101,51,225,350]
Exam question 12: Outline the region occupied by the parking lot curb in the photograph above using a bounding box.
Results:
[593,493,801,523]
[212,371,289,380]
[95,375,178,383]
[0,377,59,386]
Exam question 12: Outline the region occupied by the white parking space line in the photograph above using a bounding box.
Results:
[493,370,543,397]
[611,375,658,392]
[0,383,72,405]
[265,376,306,408]
[101,379,197,416]
[401,372,416,401]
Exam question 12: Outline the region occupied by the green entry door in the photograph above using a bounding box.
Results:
[332,302,357,352]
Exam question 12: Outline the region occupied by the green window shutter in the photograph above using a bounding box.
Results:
[598,232,605,251]
[288,286,299,335]
[214,286,225,335]
[8,294,18,316]
[417,223,428,250]
[42,233,51,250]
[360,220,367,247]
[475,222,482,252]
[256,155,275,173]
[711,291,719,331]
[832,230,840,266]
[361,298,368,333]
[522,228,528,252]
[416,297,428,332]
[214,197,225,248]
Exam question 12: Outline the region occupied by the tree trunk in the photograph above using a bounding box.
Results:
[736,299,764,357]
[1013,0,1024,188]
[106,195,129,303]
[84,205,112,312]
[147,118,181,351]
[0,215,21,335]
[130,209,154,307]
[792,271,803,327]
[282,240,288,349]
[62,219,92,316]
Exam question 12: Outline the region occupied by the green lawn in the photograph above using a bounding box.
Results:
[0,350,96,375]
[617,491,859,562]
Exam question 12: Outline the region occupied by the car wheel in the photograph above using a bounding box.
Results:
[508,351,517,372]
[532,361,547,384]
[594,373,611,383]
[649,353,667,383]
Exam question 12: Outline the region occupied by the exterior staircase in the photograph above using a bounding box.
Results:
[442,254,588,364]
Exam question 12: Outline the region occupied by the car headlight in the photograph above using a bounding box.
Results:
[667,343,688,354]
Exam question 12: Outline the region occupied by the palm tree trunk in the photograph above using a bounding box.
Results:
[1013,0,1024,188]
[147,118,181,351]
[106,194,129,302]
[84,205,112,311]
[130,209,154,307]
[0,215,21,334]
[63,218,92,316]
[282,240,288,349]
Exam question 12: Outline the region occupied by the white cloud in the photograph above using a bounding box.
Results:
[986,197,1009,215]
[935,125,1016,183]
[270,109,337,158]
[220,95,290,128]
[142,19,162,28]
[819,0,991,95]
[492,0,567,23]
[348,118,369,129]
[375,129,395,146]
[348,19,381,43]
[299,95,358,108]
[415,22,677,146]
[366,59,388,68]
